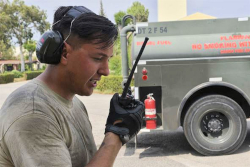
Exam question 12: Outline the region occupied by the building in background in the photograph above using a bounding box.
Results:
[158,0,216,21]
[158,0,187,21]
[180,12,216,20]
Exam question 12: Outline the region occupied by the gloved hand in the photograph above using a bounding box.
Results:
[105,93,145,145]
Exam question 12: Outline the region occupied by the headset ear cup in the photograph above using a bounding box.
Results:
[51,31,64,64]
[36,7,94,64]
[36,31,63,64]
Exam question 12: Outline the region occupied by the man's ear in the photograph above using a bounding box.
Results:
[60,42,72,65]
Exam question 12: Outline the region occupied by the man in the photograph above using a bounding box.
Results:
[0,6,144,167]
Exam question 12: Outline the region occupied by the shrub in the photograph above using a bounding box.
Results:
[96,75,123,94]
[11,70,23,78]
[25,71,43,80]
[41,64,47,70]
[0,73,14,84]
[96,75,134,94]
[109,55,122,75]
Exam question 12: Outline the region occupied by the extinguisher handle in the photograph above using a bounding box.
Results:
[147,93,154,100]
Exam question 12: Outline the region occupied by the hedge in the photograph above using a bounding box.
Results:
[25,71,43,80]
[96,75,134,94]
[0,73,14,84]
[11,70,23,78]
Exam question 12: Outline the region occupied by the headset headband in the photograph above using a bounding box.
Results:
[52,6,93,28]
[65,6,93,18]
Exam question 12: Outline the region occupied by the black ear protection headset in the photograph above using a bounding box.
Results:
[36,6,93,64]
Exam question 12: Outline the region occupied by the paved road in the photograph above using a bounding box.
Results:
[1,81,250,167]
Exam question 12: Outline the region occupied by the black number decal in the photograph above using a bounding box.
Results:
[148,28,152,34]
[160,27,167,33]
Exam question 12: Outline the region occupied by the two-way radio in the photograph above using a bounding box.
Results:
[119,37,149,108]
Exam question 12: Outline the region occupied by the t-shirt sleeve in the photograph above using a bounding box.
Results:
[4,113,72,167]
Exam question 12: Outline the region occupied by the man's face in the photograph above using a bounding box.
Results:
[65,43,113,96]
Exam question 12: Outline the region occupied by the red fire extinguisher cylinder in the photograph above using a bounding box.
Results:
[144,94,157,129]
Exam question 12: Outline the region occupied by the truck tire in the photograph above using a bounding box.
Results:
[183,94,247,155]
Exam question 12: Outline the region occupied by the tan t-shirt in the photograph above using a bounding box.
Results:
[0,79,97,167]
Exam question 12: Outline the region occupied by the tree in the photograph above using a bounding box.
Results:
[109,35,122,75]
[99,0,106,17]
[109,54,122,75]
[0,0,50,72]
[114,11,126,26]
[24,40,36,70]
[0,41,14,60]
[112,2,150,76]
[127,1,149,22]
[0,1,14,60]
[114,11,131,30]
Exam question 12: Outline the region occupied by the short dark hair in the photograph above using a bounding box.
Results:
[52,6,118,49]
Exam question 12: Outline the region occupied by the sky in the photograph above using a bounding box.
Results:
[23,0,158,24]
[22,0,250,40]
[187,0,250,18]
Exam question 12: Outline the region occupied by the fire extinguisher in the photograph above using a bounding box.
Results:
[144,93,157,129]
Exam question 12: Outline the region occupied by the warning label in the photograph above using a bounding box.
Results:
[145,109,156,115]
[192,35,250,54]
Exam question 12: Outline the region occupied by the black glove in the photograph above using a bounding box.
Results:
[105,93,145,145]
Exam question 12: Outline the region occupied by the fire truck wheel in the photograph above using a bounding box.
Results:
[183,94,247,156]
